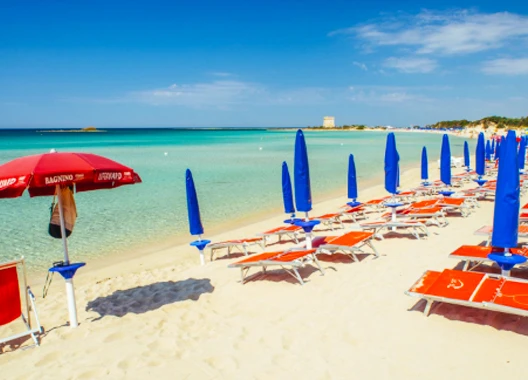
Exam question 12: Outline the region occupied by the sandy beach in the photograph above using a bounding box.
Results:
[1,160,527,380]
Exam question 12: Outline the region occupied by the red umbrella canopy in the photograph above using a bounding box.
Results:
[0,152,142,198]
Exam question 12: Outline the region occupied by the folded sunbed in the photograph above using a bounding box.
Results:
[316,231,379,261]
[381,206,447,228]
[406,268,528,317]
[339,205,366,222]
[208,237,265,261]
[228,248,324,285]
[257,225,302,246]
[474,225,528,246]
[436,197,472,217]
[312,213,344,231]
[448,245,528,271]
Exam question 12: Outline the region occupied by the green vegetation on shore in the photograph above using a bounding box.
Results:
[429,116,528,129]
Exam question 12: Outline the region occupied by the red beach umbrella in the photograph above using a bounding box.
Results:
[0,150,142,328]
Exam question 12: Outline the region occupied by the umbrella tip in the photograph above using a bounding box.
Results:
[50,148,57,153]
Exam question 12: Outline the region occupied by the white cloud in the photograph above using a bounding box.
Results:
[331,10,528,55]
[384,57,437,73]
[482,58,528,75]
[131,80,264,108]
[347,86,430,104]
[352,61,368,71]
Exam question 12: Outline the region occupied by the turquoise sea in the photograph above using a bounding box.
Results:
[0,129,471,271]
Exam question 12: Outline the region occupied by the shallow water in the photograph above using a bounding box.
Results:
[0,128,471,270]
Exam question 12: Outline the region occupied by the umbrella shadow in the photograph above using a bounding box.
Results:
[86,278,214,320]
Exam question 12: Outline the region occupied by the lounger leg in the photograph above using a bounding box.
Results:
[291,268,304,285]
[424,300,434,316]
[312,254,325,275]
[367,241,380,258]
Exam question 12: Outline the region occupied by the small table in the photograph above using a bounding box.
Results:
[294,220,321,249]
[488,252,527,276]
[49,262,86,280]
[284,218,302,224]
[473,178,488,187]
[346,201,362,208]
[191,239,211,266]
[438,190,455,197]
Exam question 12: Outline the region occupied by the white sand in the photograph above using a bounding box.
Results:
[1,163,527,380]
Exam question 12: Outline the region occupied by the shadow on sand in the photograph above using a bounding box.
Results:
[86,278,214,319]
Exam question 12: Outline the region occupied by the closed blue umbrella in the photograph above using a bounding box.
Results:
[186,169,209,265]
[347,154,360,207]
[440,134,451,186]
[491,130,520,251]
[421,146,429,183]
[485,140,491,161]
[294,129,312,214]
[476,132,485,177]
[495,139,501,158]
[293,129,320,248]
[491,139,496,158]
[519,137,527,173]
[384,133,399,195]
[463,141,470,170]
[281,162,296,219]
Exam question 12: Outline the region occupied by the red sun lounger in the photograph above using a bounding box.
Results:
[406,268,528,317]
[359,219,429,240]
[228,249,324,285]
[339,205,366,222]
[381,206,448,228]
[0,258,43,350]
[474,225,528,246]
[208,237,265,261]
[448,245,528,271]
[257,225,302,246]
[317,231,379,261]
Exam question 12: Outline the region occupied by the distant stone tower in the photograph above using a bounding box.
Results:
[323,116,335,128]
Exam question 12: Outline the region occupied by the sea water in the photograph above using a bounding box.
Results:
[0,129,471,271]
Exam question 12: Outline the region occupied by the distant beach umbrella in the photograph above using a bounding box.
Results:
[421,146,429,182]
[518,137,527,172]
[463,141,470,170]
[347,154,360,207]
[281,161,295,216]
[186,169,210,266]
[440,134,451,186]
[384,132,399,195]
[491,130,520,250]
[485,140,491,161]
[491,139,496,156]
[476,132,485,177]
[495,139,501,160]
[294,129,312,213]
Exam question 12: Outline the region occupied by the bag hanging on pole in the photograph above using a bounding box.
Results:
[48,186,77,239]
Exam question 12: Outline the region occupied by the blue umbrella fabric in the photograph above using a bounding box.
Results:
[519,137,527,172]
[463,141,470,170]
[384,133,400,195]
[485,140,492,161]
[281,161,295,215]
[421,146,429,182]
[294,129,312,213]
[185,168,204,236]
[347,154,360,206]
[491,139,496,157]
[476,132,486,177]
[491,130,520,249]
[440,134,451,186]
[495,139,501,159]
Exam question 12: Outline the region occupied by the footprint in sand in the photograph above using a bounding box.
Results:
[103,331,125,343]
[204,355,239,371]
[34,351,62,368]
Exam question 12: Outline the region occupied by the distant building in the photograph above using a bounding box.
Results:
[323,116,335,128]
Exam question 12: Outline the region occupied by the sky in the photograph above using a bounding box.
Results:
[1,0,528,128]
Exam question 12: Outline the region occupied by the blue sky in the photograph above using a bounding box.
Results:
[1,0,528,128]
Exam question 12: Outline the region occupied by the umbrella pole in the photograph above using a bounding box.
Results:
[56,185,79,328]
[304,212,312,249]
[198,235,205,266]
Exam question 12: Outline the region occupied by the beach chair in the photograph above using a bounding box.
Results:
[228,248,324,285]
[0,258,43,350]
[359,219,429,240]
[474,225,528,246]
[312,213,344,231]
[316,231,379,261]
[406,268,528,318]
[436,197,472,217]
[339,205,366,222]
[257,225,302,246]
[208,237,265,261]
[448,245,528,271]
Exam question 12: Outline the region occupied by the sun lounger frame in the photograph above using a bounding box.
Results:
[208,238,265,261]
